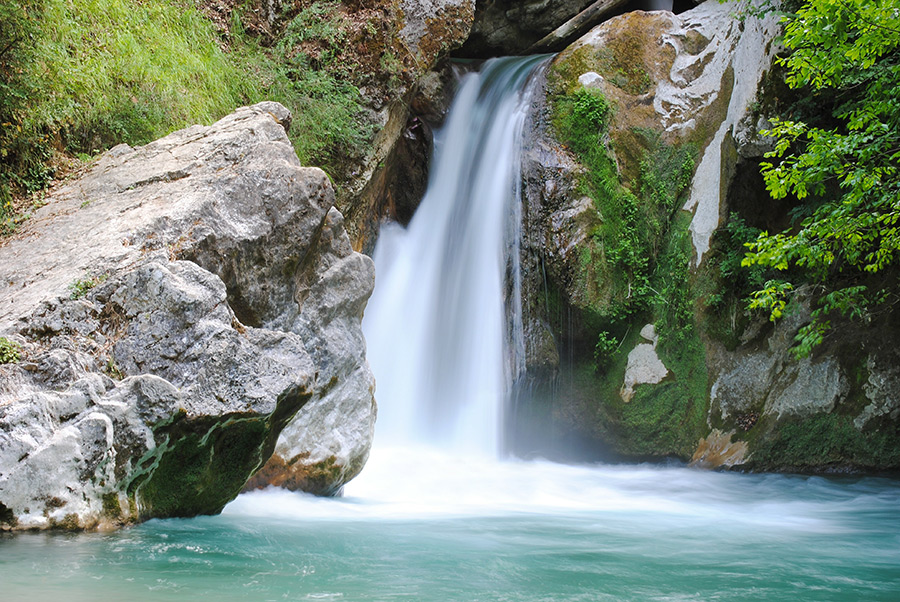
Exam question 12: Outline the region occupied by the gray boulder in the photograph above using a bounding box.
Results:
[0,102,375,530]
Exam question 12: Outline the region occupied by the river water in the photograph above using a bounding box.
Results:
[3,58,900,601]
[3,461,899,600]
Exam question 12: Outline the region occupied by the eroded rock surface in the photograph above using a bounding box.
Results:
[510,2,893,469]
[462,0,600,56]
[0,103,375,530]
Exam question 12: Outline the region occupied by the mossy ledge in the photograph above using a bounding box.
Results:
[128,386,312,520]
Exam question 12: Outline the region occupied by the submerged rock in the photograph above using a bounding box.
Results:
[0,103,375,530]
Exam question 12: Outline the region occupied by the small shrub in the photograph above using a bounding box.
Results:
[0,338,21,364]
[69,274,107,299]
[593,330,619,371]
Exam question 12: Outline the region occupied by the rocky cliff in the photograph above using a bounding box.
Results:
[508,0,899,472]
[0,102,376,530]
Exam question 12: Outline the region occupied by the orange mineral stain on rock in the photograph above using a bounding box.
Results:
[690,429,749,469]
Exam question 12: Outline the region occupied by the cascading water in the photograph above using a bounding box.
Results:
[361,56,544,458]
[3,56,899,602]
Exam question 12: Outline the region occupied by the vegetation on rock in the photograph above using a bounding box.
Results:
[741,0,900,357]
[548,77,696,352]
[0,0,425,231]
[544,67,705,458]
[0,337,21,364]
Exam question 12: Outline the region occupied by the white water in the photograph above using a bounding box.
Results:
[360,56,544,459]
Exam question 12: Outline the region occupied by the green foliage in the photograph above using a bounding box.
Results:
[551,88,612,156]
[742,0,900,353]
[697,213,775,348]
[550,85,696,331]
[593,330,619,371]
[652,213,695,346]
[715,214,769,295]
[747,279,794,321]
[638,135,697,259]
[546,82,706,457]
[0,0,48,220]
[69,274,106,299]
[259,1,374,172]
[0,337,21,364]
[1,0,256,227]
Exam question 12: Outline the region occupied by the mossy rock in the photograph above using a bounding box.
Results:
[128,386,311,519]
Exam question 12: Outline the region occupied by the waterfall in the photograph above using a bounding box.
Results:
[361,56,546,459]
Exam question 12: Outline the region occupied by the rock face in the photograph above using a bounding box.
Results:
[513,2,780,461]
[516,1,900,472]
[0,102,376,530]
[332,0,475,250]
[461,0,608,56]
[523,1,778,322]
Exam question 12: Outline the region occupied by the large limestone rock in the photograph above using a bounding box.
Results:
[513,1,781,461]
[551,0,780,262]
[523,1,779,323]
[0,102,376,530]
[704,295,900,472]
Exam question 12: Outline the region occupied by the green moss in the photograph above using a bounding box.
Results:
[556,323,708,460]
[627,335,709,457]
[302,456,344,493]
[549,37,652,96]
[101,492,122,519]
[128,385,311,519]
[48,513,81,531]
[606,218,708,458]
[548,46,597,96]
[131,415,269,518]
[749,413,900,471]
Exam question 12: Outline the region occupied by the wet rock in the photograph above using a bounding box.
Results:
[857,355,900,429]
[337,1,475,248]
[765,357,848,420]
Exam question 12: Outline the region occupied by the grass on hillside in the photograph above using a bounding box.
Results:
[1,0,372,231]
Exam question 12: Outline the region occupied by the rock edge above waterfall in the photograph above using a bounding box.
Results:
[0,102,376,530]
